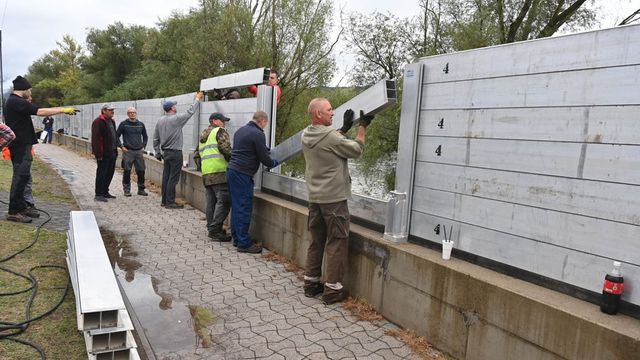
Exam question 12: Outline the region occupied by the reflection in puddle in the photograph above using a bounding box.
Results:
[101,229,213,356]
[116,268,194,355]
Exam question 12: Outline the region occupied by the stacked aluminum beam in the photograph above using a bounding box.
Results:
[200,67,270,91]
[270,79,397,163]
[66,211,140,360]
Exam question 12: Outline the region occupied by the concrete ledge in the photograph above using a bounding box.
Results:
[55,135,640,359]
[251,192,640,360]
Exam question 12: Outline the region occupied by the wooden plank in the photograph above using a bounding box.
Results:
[421,65,640,110]
[412,187,640,265]
[416,137,584,178]
[409,211,640,305]
[419,106,640,144]
[414,162,640,226]
[419,24,640,83]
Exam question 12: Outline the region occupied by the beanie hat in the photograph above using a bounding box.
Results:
[13,76,32,91]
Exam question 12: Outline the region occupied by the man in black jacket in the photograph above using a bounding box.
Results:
[226,111,279,253]
[91,103,119,202]
[5,75,78,223]
[116,107,148,197]
[42,116,54,143]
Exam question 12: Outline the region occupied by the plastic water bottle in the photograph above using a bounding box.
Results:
[600,261,624,315]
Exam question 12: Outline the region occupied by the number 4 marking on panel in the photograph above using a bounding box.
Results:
[435,145,442,156]
[437,118,444,129]
[434,224,440,235]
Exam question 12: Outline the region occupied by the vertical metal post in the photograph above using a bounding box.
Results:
[383,62,424,243]
[254,85,275,190]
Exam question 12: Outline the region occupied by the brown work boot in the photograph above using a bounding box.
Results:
[322,286,349,305]
[22,206,41,218]
[6,213,33,223]
[303,281,324,298]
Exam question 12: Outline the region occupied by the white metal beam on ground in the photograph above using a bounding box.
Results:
[270,79,397,164]
[68,211,125,332]
[88,348,140,360]
[84,330,136,354]
[200,67,269,91]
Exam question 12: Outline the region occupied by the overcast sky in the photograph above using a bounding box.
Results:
[0,0,636,90]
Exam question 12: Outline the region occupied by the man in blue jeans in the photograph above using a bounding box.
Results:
[42,116,54,143]
[153,92,204,209]
[227,111,279,253]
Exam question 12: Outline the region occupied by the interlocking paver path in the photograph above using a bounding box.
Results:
[37,144,420,360]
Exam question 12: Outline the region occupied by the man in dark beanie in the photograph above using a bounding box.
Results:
[5,75,79,223]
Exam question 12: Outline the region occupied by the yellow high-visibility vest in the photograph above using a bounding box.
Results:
[199,127,227,174]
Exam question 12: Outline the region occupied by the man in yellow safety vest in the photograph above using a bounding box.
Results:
[195,112,233,241]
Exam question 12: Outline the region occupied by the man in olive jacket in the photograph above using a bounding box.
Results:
[194,112,232,241]
[301,97,374,305]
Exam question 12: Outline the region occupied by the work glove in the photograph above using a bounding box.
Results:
[340,109,354,134]
[359,110,375,128]
[155,153,163,161]
[271,159,280,168]
[62,107,80,115]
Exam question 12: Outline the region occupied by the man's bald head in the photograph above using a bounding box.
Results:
[308,97,334,126]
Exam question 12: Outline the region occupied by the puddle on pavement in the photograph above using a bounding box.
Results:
[57,168,75,182]
[101,229,214,355]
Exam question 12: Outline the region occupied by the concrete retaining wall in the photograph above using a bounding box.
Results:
[54,134,639,359]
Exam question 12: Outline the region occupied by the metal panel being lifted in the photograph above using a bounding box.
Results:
[200,67,270,91]
[270,79,397,163]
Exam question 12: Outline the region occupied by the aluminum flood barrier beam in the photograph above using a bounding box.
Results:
[200,67,270,91]
[68,211,125,329]
[261,172,387,226]
[270,79,397,163]
[67,211,139,360]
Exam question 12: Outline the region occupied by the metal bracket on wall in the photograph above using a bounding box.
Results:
[270,79,397,164]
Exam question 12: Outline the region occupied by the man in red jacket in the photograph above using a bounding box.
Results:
[91,103,120,202]
[247,69,281,105]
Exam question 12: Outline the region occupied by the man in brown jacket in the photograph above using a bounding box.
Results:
[301,97,374,305]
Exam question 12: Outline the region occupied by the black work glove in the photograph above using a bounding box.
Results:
[359,110,375,128]
[340,109,354,134]
[155,153,163,161]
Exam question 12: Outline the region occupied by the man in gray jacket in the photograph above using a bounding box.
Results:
[153,91,204,209]
[301,97,374,305]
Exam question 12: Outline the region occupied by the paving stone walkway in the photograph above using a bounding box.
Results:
[37,144,421,360]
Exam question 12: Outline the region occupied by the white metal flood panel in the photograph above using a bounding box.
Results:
[403,24,640,306]
[200,97,259,144]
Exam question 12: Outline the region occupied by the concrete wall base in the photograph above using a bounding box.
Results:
[55,134,640,359]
